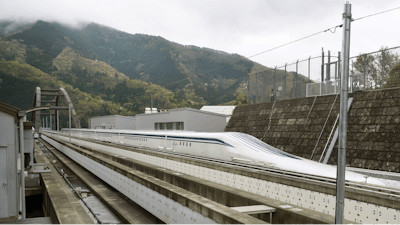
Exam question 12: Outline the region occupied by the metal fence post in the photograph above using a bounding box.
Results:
[336,3,351,224]
[284,64,287,100]
[247,71,250,104]
[264,71,267,102]
[363,55,367,90]
[381,49,385,89]
[321,48,325,82]
[327,50,331,81]
[308,56,311,82]
[255,72,258,103]
[274,67,276,101]
[294,60,298,99]
[260,71,264,103]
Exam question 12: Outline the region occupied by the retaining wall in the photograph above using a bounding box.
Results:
[225,88,400,172]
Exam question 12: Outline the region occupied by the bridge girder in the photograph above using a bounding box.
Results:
[31,87,80,132]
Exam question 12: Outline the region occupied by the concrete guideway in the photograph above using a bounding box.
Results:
[45,132,400,224]
[41,135,266,224]
[37,139,161,224]
[43,133,346,224]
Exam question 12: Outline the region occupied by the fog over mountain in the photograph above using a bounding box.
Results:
[1,0,399,68]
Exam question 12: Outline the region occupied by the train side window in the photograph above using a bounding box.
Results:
[189,143,191,147]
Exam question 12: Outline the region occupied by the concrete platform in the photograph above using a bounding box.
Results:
[34,142,94,224]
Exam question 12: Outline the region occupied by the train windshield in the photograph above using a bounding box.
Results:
[227,133,300,160]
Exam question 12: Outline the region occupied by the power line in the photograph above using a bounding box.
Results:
[116,5,400,103]
[249,6,400,61]
[247,5,400,75]
[353,6,400,22]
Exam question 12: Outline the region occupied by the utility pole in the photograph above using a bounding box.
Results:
[336,2,351,224]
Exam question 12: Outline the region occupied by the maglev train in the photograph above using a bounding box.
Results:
[56,128,385,186]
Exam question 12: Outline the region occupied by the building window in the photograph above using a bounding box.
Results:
[154,122,184,131]
[167,122,173,130]
[174,122,184,130]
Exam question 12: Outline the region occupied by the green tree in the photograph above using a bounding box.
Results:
[352,46,400,89]
[385,62,400,88]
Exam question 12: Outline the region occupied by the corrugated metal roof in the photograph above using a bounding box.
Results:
[200,106,236,116]
[136,107,227,117]
[89,114,136,120]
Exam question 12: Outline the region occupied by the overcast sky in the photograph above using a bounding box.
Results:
[1,0,399,69]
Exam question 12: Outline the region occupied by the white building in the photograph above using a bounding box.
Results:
[89,108,227,132]
[136,107,227,132]
[88,115,136,130]
[0,102,19,219]
[200,105,236,123]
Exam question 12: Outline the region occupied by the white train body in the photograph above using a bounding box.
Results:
[57,128,385,186]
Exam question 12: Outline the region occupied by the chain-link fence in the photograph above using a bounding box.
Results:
[247,46,400,104]
[350,46,400,91]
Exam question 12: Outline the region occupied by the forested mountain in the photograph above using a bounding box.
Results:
[0,20,274,127]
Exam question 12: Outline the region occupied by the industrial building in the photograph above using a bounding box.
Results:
[135,107,227,132]
[89,108,228,132]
